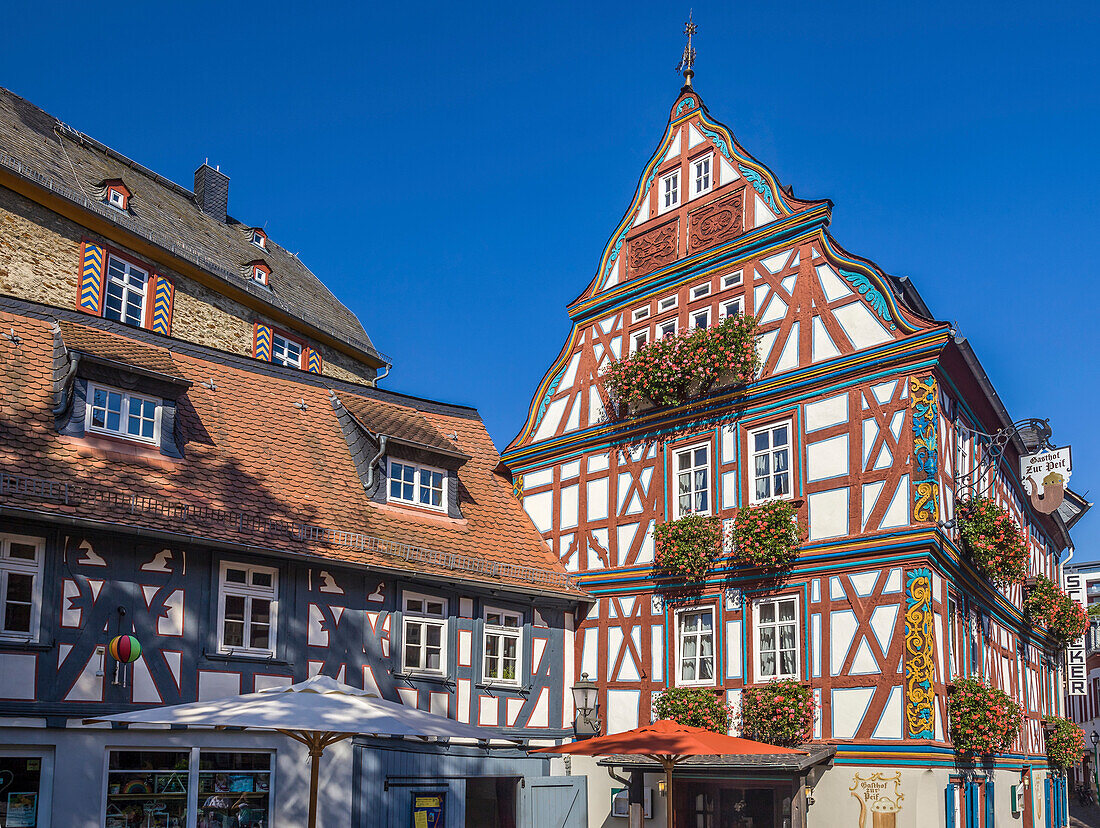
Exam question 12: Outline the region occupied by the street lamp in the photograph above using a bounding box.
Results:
[572,672,600,737]
[1091,731,1099,801]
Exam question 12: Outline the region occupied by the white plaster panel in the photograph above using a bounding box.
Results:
[811,614,822,677]
[581,628,599,678]
[131,656,161,704]
[807,435,849,482]
[607,628,623,681]
[721,425,736,462]
[872,686,903,739]
[830,610,858,676]
[811,316,841,362]
[458,629,472,667]
[457,678,471,723]
[559,484,579,530]
[870,604,899,654]
[808,488,849,540]
[722,471,738,509]
[0,653,36,700]
[805,394,848,432]
[529,687,550,729]
[850,571,878,597]
[560,353,581,389]
[850,638,879,674]
[774,323,799,373]
[879,476,910,529]
[524,468,554,488]
[479,695,499,726]
[532,637,548,675]
[607,689,641,734]
[65,652,103,702]
[561,460,580,479]
[588,453,610,473]
[636,521,655,565]
[307,603,328,647]
[815,263,852,302]
[651,626,664,682]
[587,478,609,522]
[753,193,776,226]
[523,491,553,534]
[506,697,524,726]
[834,301,891,350]
[198,670,241,701]
[158,589,184,637]
[532,397,568,442]
[831,686,876,739]
[255,674,293,691]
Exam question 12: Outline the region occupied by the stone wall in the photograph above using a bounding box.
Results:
[0,186,376,384]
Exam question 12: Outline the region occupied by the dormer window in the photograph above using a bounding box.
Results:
[388,459,446,512]
[104,180,131,211]
[86,382,160,444]
[251,229,267,249]
[249,262,271,286]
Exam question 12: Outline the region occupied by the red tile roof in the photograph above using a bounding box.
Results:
[57,319,186,380]
[0,310,582,598]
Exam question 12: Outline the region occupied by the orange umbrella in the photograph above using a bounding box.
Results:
[530,719,806,828]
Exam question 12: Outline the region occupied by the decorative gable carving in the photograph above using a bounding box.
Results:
[627,219,679,279]
[688,188,744,253]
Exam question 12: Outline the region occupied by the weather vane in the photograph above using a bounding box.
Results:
[676,10,697,88]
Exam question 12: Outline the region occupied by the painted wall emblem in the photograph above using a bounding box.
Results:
[909,376,939,522]
[904,568,935,738]
[1021,446,1071,514]
[849,772,904,828]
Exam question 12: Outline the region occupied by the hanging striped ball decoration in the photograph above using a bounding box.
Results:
[108,634,142,664]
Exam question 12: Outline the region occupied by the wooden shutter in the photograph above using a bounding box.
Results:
[77,240,105,315]
[307,347,322,374]
[150,274,174,336]
[253,323,273,362]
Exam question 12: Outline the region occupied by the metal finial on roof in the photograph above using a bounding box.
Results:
[676,10,697,88]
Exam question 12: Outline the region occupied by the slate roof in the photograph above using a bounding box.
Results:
[0,86,386,367]
[0,298,582,598]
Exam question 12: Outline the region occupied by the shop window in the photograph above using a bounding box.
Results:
[676,608,714,685]
[197,751,272,826]
[217,562,278,657]
[673,444,710,518]
[403,592,448,674]
[748,421,792,503]
[753,596,800,681]
[86,383,161,445]
[0,755,46,827]
[483,608,522,685]
[0,534,44,640]
[104,253,149,326]
[105,750,190,827]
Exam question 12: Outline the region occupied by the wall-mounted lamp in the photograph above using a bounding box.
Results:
[571,672,600,737]
[657,779,666,796]
[805,784,815,806]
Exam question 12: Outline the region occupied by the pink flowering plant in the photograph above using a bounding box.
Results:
[739,679,815,746]
[653,687,733,733]
[955,497,1030,584]
[604,315,759,411]
[654,515,723,582]
[948,677,1023,756]
[1024,576,1089,645]
[1043,716,1085,769]
[727,500,802,570]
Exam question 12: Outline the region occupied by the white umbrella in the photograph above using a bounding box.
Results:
[87,675,513,828]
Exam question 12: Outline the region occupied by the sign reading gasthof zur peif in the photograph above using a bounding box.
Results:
[1021,446,1072,514]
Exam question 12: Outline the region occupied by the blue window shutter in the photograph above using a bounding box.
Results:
[78,241,105,315]
[985,780,994,828]
[945,783,956,828]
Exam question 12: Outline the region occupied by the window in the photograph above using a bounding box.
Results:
[720,298,743,320]
[104,254,148,326]
[658,295,678,313]
[661,170,680,211]
[674,444,710,517]
[271,332,303,368]
[251,229,267,249]
[483,608,522,685]
[632,306,651,323]
[630,329,650,354]
[403,592,447,674]
[218,562,278,656]
[0,534,43,639]
[754,596,799,680]
[691,282,711,300]
[86,383,160,444]
[690,308,710,329]
[692,154,713,196]
[657,318,678,340]
[107,187,128,210]
[677,608,715,685]
[251,263,270,285]
[388,460,446,511]
[0,755,48,827]
[749,422,792,503]
[722,271,743,290]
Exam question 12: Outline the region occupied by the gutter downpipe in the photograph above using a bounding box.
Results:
[51,352,80,416]
[364,434,388,491]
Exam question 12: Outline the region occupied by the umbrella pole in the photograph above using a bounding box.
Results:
[307,734,323,828]
[663,758,674,828]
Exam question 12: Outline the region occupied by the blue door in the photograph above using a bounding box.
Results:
[519,777,587,828]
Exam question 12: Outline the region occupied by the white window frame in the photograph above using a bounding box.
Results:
[657,318,679,340]
[107,187,127,209]
[691,153,714,198]
[402,591,448,675]
[675,606,716,687]
[660,170,680,212]
[387,459,448,512]
[747,420,794,505]
[85,382,161,445]
[252,264,270,285]
[691,282,712,300]
[630,328,650,354]
[752,595,801,682]
[658,295,678,313]
[271,332,303,369]
[482,606,523,686]
[0,534,45,641]
[673,442,711,518]
[690,308,710,329]
[103,253,148,326]
[216,561,278,657]
[721,271,744,290]
[251,230,267,249]
[632,306,651,323]
[720,297,743,320]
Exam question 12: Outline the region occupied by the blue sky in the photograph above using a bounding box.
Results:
[3,2,1099,556]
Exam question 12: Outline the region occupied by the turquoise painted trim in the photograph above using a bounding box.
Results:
[530,363,567,435]
[841,269,897,331]
[739,164,780,214]
[675,96,697,116]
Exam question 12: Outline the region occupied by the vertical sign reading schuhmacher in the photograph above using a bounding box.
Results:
[1063,570,1087,695]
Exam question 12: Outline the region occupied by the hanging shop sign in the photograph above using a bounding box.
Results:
[1021,447,1072,514]
[1063,569,1087,696]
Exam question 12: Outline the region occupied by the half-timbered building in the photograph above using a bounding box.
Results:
[501,75,1088,827]
[0,86,589,828]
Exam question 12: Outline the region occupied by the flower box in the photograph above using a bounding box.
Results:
[739,679,815,746]
[1043,716,1085,768]
[653,515,723,582]
[725,499,803,570]
[947,677,1023,757]
[1024,575,1089,645]
[955,496,1030,584]
[653,687,732,733]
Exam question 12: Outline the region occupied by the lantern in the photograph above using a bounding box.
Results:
[108,634,142,664]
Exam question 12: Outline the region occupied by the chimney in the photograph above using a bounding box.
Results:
[194,163,230,223]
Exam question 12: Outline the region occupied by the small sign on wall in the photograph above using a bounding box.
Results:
[412,794,445,828]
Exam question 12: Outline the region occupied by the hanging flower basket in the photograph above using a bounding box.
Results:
[653,687,732,733]
[947,677,1023,756]
[726,499,802,570]
[1024,575,1089,645]
[955,497,1030,584]
[653,515,723,582]
[603,315,759,413]
[1042,716,1085,769]
[739,679,815,746]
